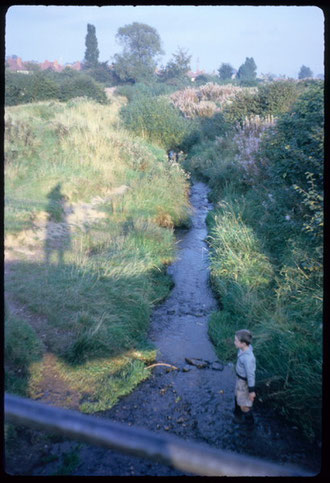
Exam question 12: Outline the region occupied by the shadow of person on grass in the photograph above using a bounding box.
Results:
[44,183,71,265]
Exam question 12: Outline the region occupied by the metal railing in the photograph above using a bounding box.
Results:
[5,393,315,477]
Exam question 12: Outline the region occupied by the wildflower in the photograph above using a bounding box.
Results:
[285,215,291,221]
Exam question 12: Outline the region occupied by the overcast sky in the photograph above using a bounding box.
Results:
[5,5,325,78]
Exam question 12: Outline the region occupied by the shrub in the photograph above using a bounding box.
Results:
[259,83,324,243]
[256,80,300,116]
[5,71,59,105]
[5,70,108,106]
[222,89,260,125]
[59,75,108,104]
[120,94,192,151]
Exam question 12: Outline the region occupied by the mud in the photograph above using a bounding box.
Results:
[5,182,322,476]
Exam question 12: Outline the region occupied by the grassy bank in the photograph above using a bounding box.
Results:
[183,82,323,441]
[5,93,191,412]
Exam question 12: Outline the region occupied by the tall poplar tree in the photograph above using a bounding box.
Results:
[84,24,100,69]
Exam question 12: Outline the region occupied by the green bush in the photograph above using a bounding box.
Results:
[5,70,108,106]
[59,75,108,104]
[120,94,192,151]
[223,89,260,125]
[259,83,323,243]
[5,71,59,105]
[256,80,300,116]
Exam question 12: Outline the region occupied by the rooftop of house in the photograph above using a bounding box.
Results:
[6,55,83,72]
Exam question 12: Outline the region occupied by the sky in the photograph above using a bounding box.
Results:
[5,5,325,78]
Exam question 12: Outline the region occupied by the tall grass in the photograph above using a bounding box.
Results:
[5,93,191,413]
[185,84,323,441]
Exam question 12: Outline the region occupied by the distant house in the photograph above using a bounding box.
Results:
[64,61,82,71]
[6,55,29,74]
[6,55,83,73]
[187,70,206,82]
[40,59,64,72]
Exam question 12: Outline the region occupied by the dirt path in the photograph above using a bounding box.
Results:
[5,182,321,476]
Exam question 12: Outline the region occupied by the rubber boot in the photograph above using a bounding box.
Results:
[233,397,240,416]
[242,410,254,427]
[233,399,243,423]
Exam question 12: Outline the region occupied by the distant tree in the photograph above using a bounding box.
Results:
[298,65,313,79]
[218,63,234,81]
[83,24,100,69]
[237,57,257,82]
[24,62,41,72]
[158,47,191,82]
[112,22,164,83]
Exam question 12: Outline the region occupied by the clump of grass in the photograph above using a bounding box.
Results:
[5,306,44,397]
[5,308,44,369]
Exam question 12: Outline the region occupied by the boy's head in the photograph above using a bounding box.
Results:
[234,329,252,348]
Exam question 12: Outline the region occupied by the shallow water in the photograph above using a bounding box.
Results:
[20,181,321,477]
[149,181,237,442]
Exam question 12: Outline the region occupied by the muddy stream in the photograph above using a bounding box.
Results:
[11,181,321,476]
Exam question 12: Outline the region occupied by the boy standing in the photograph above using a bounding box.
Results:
[234,329,256,425]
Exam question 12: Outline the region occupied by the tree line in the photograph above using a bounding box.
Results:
[83,22,314,85]
[5,21,316,107]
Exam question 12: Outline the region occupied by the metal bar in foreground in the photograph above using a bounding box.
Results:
[4,393,314,477]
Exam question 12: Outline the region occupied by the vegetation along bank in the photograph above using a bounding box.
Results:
[5,25,323,445]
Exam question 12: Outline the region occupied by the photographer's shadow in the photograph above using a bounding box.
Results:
[44,183,72,265]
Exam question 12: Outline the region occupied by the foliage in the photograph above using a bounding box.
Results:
[58,74,108,104]
[256,80,300,116]
[5,69,108,106]
[298,65,313,79]
[260,83,323,203]
[222,88,260,124]
[5,94,191,412]
[83,24,100,69]
[158,47,191,82]
[5,71,59,105]
[115,81,175,102]
[112,22,164,83]
[84,62,112,84]
[218,62,235,81]
[185,81,323,441]
[223,80,306,125]
[237,57,257,83]
[120,94,192,151]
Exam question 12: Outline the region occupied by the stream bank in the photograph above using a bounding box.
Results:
[6,181,321,476]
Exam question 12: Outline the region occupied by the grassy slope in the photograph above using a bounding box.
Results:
[183,97,322,441]
[5,94,191,413]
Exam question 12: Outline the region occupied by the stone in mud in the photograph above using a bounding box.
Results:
[185,357,209,369]
[182,365,193,372]
[211,361,224,371]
